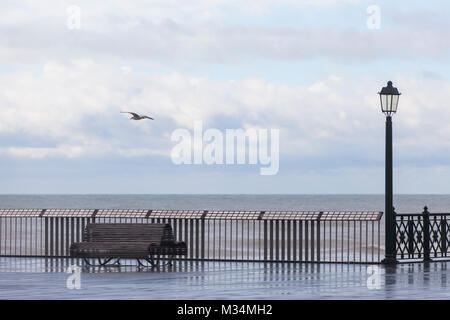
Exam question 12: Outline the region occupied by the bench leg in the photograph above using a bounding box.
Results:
[165,255,175,266]
[83,257,120,267]
[149,254,160,267]
[98,258,113,266]
[137,255,175,268]
[137,258,158,269]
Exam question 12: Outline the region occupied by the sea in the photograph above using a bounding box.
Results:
[1,194,450,213]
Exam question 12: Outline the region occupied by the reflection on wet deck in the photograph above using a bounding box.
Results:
[0,258,448,299]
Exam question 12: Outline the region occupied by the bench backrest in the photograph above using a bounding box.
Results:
[83,223,175,245]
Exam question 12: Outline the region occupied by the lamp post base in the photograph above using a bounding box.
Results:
[381,256,398,265]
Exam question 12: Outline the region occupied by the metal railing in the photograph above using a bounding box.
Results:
[0,209,383,263]
[395,206,450,262]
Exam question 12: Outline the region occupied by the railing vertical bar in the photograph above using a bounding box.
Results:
[70,217,75,258]
[341,220,344,262]
[234,220,238,261]
[14,217,17,256]
[201,218,205,261]
[219,220,222,260]
[441,217,447,257]
[359,220,362,263]
[33,218,38,256]
[60,217,65,257]
[178,218,183,245]
[354,221,356,262]
[24,217,27,256]
[335,220,337,262]
[269,220,274,261]
[236,220,240,260]
[244,220,247,261]
[365,221,368,262]
[311,221,315,262]
[324,220,327,262]
[287,220,291,261]
[263,220,268,261]
[76,218,80,243]
[347,221,350,263]
[329,221,332,262]
[27,219,30,255]
[177,219,183,262]
[317,220,320,263]
[0,217,2,256]
[293,220,297,262]
[41,218,44,257]
[378,220,380,262]
[45,217,49,257]
[54,217,59,257]
[170,217,176,241]
[4,218,7,255]
[184,219,188,261]
[252,220,256,260]
[190,219,194,260]
[195,219,199,260]
[211,220,214,260]
[299,221,303,262]
[372,221,374,262]
[9,217,12,256]
[19,217,22,256]
[225,220,229,260]
[31,217,34,256]
[305,221,309,262]
[1,217,4,255]
[230,220,233,260]
[210,219,213,261]
[65,218,70,257]
[281,220,285,262]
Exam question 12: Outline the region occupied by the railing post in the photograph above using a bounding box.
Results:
[201,211,207,261]
[407,217,414,259]
[441,216,447,257]
[423,206,431,262]
[317,212,322,263]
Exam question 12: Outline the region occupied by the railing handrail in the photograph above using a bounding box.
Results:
[396,212,450,217]
[0,208,383,221]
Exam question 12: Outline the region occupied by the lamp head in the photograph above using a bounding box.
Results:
[379,81,401,116]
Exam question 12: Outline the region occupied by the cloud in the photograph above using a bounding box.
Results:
[1,59,450,170]
[0,1,449,65]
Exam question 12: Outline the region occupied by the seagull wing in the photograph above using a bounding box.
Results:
[121,111,140,117]
[143,116,154,120]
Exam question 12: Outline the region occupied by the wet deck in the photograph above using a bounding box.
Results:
[0,258,448,299]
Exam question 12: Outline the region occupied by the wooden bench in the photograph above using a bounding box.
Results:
[69,223,187,267]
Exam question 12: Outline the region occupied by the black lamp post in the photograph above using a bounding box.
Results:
[379,81,400,264]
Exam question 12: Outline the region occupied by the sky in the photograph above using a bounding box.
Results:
[1,0,450,194]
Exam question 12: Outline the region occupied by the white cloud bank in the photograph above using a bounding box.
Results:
[0,1,449,64]
[1,60,450,166]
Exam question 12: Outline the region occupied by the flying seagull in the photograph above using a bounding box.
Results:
[120,111,154,120]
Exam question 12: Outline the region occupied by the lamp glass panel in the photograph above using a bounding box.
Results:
[391,95,399,112]
[381,94,388,112]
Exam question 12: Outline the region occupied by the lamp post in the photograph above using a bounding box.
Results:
[379,81,400,264]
